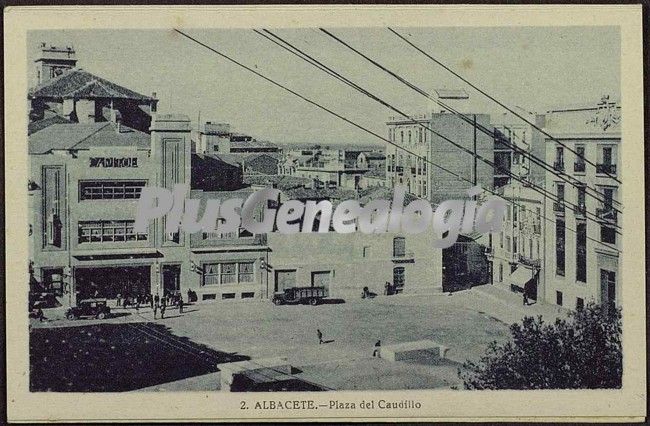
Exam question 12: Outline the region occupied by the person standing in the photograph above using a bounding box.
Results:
[317,329,323,345]
[153,301,158,319]
[160,298,166,319]
[373,340,381,357]
[523,291,529,306]
[178,296,184,314]
[116,293,122,308]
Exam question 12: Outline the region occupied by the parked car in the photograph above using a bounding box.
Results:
[272,286,328,306]
[66,298,111,320]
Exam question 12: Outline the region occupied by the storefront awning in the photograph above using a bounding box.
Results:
[510,267,534,287]
[73,248,163,261]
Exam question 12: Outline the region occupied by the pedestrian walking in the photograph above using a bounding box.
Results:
[384,281,392,296]
[37,307,45,322]
[178,297,184,314]
[373,340,381,357]
[317,329,323,344]
[153,302,158,319]
[160,298,166,319]
[154,293,160,308]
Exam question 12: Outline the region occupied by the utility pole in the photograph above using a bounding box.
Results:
[473,114,478,199]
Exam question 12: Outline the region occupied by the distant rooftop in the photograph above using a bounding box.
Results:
[434,88,469,100]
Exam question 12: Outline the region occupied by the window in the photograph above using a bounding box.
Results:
[576,223,587,282]
[499,264,503,282]
[79,180,146,200]
[241,292,255,299]
[556,291,563,306]
[220,263,237,284]
[202,293,217,301]
[362,246,370,257]
[222,293,236,300]
[575,145,586,172]
[513,206,518,222]
[78,220,147,243]
[555,146,564,168]
[203,262,254,285]
[505,236,511,253]
[238,262,254,283]
[557,183,565,201]
[393,236,406,257]
[576,297,584,310]
[601,226,616,244]
[513,236,518,254]
[556,219,565,276]
[500,232,504,248]
[577,185,586,213]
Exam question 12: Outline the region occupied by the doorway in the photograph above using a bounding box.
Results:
[162,264,181,296]
[393,267,405,294]
[600,269,616,313]
[274,269,296,293]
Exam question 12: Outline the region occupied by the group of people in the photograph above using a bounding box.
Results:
[115,291,185,319]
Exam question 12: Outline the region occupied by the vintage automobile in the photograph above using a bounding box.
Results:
[272,286,328,306]
[65,298,111,320]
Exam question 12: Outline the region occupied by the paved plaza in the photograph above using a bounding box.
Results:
[30,285,567,392]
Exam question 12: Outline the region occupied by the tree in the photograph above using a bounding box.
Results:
[460,303,622,389]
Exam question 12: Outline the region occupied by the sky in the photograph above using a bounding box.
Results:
[28,27,620,146]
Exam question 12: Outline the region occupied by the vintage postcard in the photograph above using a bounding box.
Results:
[4,5,646,423]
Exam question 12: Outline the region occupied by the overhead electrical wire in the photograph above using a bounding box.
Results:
[172,28,620,252]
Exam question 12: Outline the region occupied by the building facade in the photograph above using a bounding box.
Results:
[543,97,621,310]
[385,111,494,203]
[486,182,545,301]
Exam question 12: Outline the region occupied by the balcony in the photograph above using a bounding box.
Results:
[518,254,541,269]
[392,250,415,263]
[573,203,586,218]
[596,207,618,224]
[553,160,565,172]
[596,163,617,175]
[574,162,586,173]
[553,201,565,216]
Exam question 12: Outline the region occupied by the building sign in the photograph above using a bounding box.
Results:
[89,157,138,168]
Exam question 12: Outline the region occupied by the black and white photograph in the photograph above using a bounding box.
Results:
[5,5,646,423]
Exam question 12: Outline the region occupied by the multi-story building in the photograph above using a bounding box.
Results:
[385,93,494,203]
[485,182,545,301]
[290,148,369,190]
[28,44,443,306]
[543,96,621,310]
[492,111,547,189]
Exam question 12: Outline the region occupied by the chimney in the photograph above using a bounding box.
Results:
[151,92,157,112]
[110,109,123,133]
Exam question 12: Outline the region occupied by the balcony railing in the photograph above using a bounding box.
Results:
[596,163,617,175]
[573,203,586,217]
[392,250,415,262]
[596,207,618,224]
[518,254,541,269]
[574,162,586,173]
[553,201,565,215]
[553,160,565,172]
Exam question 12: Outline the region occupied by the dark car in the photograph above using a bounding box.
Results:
[66,298,111,320]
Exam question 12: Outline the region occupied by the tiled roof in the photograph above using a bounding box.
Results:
[29,68,155,101]
[28,114,73,135]
[231,139,280,149]
[29,122,150,154]
[244,174,313,190]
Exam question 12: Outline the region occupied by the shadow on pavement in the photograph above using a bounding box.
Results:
[30,322,249,392]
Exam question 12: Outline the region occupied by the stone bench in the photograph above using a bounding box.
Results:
[380,340,448,364]
[219,357,292,391]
